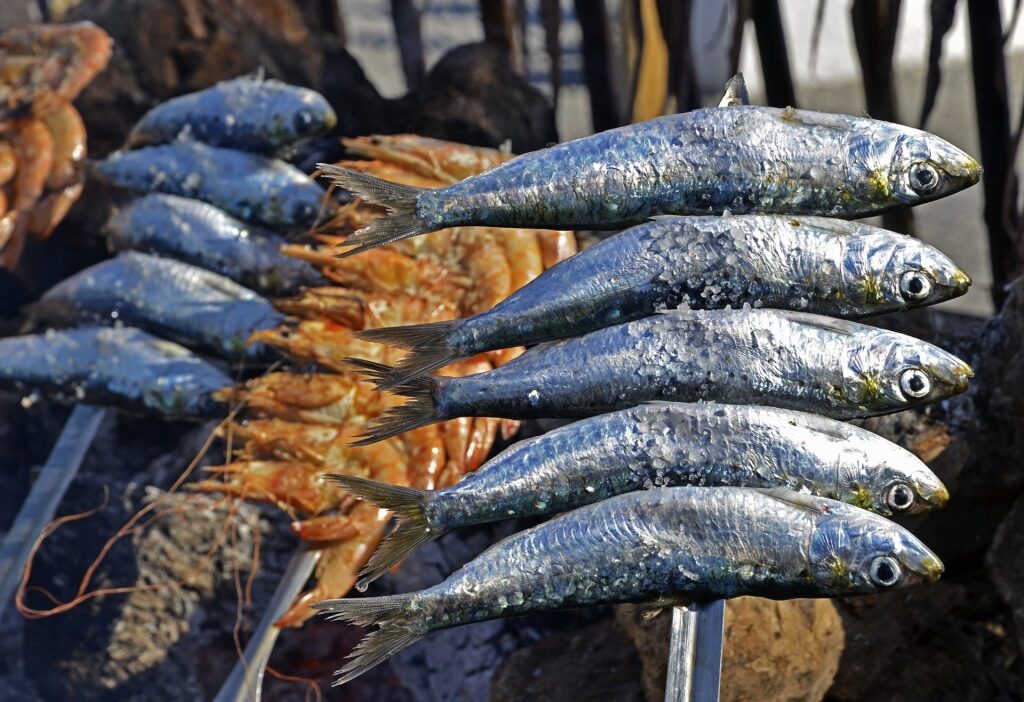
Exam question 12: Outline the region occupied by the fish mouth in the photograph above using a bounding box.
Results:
[946,156,978,185]
[922,483,950,510]
[900,540,945,583]
[930,356,974,394]
[954,270,972,293]
[920,554,945,582]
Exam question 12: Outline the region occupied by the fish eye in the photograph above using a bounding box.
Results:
[869,555,902,587]
[899,270,932,301]
[885,482,915,512]
[909,163,940,195]
[293,110,315,131]
[899,368,931,399]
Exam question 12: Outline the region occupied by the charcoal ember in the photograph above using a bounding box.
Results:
[987,490,1024,655]
[828,572,1024,701]
[21,471,270,701]
[616,598,843,702]
[490,618,645,702]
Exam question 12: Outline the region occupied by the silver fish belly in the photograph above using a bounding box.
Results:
[353,308,973,443]
[323,104,981,256]
[332,401,947,586]
[315,487,943,686]
[357,214,970,385]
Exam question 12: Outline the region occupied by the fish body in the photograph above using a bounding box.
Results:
[316,486,943,685]
[354,308,973,443]
[360,215,971,383]
[92,141,325,229]
[324,105,981,255]
[104,194,326,295]
[127,76,336,154]
[0,326,230,417]
[334,401,948,585]
[33,252,286,359]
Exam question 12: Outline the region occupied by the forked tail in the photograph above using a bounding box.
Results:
[317,164,435,256]
[356,319,463,390]
[327,474,439,589]
[347,359,446,445]
[312,592,424,686]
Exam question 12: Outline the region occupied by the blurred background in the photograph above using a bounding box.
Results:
[1,1,1024,701]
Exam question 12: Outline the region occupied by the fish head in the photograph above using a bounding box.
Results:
[809,509,944,594]
[838,228,971,313]
[264,85,337,142]
[876,126,981,207]
[836,441,949,516]
[841,328,973,413]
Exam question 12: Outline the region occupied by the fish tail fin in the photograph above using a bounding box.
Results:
[327,474,438,588]
[312,592,424,686]
[317,164,434,256]
[356,320,463,390]
[347,359,444,445]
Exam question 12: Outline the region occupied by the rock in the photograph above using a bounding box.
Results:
[490,619,645,702]
[398,42,558,153]
[20,472,283,701]
[828,572,1024,702]
[721,598,843,702]
[988,490,1024,655]
[615,597,844,702]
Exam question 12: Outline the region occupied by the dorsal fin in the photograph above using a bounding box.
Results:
[758,488,836,515]
[794,415,851,441]
[719,73,749,107]
[782,311,859,336]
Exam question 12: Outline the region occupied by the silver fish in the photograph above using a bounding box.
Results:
[321,105,981,256]
[314,487,943,686]
[350,308,973,445]
[331,401,948,586]
[104,194,326,296]
[32,252,286,360]
[127,76,336,154]
[93,140,325,229]
[0,326,230,418]
[357,215,971,386]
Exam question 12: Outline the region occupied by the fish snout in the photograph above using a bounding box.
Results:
[926,350,974,396]
[899,537,945,585]
[917,481,950,512]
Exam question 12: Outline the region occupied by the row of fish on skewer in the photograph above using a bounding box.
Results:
[302,75,983,685]
[0,72,579,627]
[2,74,340,410]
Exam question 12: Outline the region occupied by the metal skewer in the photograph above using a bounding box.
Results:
[214,546,319,702]
[664,600,725,702]
[0,404,107,615]
[665,70,742,702]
